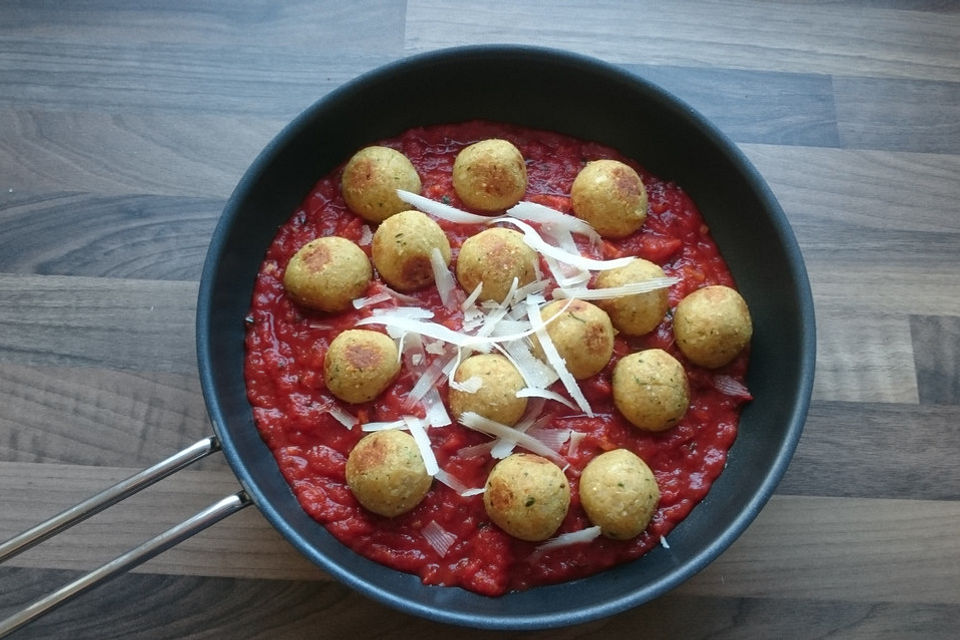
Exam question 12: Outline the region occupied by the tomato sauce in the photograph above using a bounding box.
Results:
[244,121,751,596]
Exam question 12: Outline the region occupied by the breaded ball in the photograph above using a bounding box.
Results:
[371,210,452,291]
[346,430,432,517]
[483,453,570,542]
[612,349,689,431]
[570,159,648,238]
[455,227,538,303]
[531,299,615,379]
[283,236,372,313]
[452,139,527,212]
[579,449,660,540]
[341,146,422,223]
[673,285,753,368]
[448,353,527,426]
[594,258,670,336]
[324,330,400,404]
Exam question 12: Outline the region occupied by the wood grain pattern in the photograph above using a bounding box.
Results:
[1,1,958,637]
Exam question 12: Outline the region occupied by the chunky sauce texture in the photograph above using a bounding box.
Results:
[244,121,751,596]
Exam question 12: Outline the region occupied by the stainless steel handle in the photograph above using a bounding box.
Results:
[0,438,251,638]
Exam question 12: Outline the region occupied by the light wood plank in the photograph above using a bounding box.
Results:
[405,0,960,81]
[0,274,197,374]
[811,312,918,404]
[0,363,209,467]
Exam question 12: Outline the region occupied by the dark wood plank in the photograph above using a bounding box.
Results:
[911,315,960,405]
[623,64,841,147]
[3,567,960,640]
[0,274,197,374]
[0,192,221,280]
[778,401,960,499]
[835,76,960,153]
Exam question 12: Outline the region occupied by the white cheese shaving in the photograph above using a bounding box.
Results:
[713,374,752,398]
[403,415,438,476]
[422,520,457,558]
[525,295,593,416]
[498,218,634,271]
[379,284,420,304]
[567,430,587,457]
[535,526,602,552]
[660,536,671,549]
[353,291,393,309]
[499,340,559,389]
[456,440,495,458]
[525,426,571,451]
[361,419,406,432]
[358,224,373,246]
[449,375,483,393]
[490,410,552,460]
[553,277,679,300]
[506,201,600,244]
[434,469,470,494]
[327,404,358,430]
[516,387,578,410]
[430,247,458,308]
[397,189,493,225]
[423,388,452,427]
[405,356,449,406]
[459,411,565,465]
[460,282,484,311]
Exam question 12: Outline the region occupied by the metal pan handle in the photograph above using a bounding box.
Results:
[0,437,252,638]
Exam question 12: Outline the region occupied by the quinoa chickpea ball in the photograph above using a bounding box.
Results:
[579,449,660,540]
[345,430,432,518]
[612,348,689,432]
[455,227,538,303]
[594,258,670,336]
[448,353,527,426]
[673,285,753,369]
[570,159,648,238]
[341,146,422,223]
[283,236,372,313]
[452,139,528,212]
[530,299,615,380]
[483,453,570,542]
[371,210,452,291]
[323,329,400,404]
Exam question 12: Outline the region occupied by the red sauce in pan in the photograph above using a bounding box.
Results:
[244,121,751,596]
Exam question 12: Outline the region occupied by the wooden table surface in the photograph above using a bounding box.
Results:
[1,1,958,638]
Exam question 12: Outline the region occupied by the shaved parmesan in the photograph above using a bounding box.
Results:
[535,526,602,552]
[434,469,470,494]
[397,189,493,225]
[553,277,678,300]
[450,375,483,393]
[525,426,571,451]
[460,487,486,497]
[525,296,593,416]
[430,247,458,308]
[660,536,671,549]
[353,291,393,309]
[422,520,457,557]
[461,282,484,311]
[516,387,578,410]
[499,339,559,389]
[327,404,358,430]
[459,411,565,464]
[358,224,373,246]
[457,440,495,458]
[403,416,438,476]
[507,201,600,244]
[379,284,420,304]
[423,388,452,427]
[567,430,587,457]
[405,356,449,406]
[498,218,634,271]
[361,419,406,432]
[713,375,753,399]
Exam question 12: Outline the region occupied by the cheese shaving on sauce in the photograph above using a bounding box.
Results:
[327,404,358,430]
[552,277,679,300]
[535,526,602,552]
[498,218,634,272]
[352,291,393,309]
[403,416,439,476]
[430,247,458,308]
[459,411,565,465]
[397,189,492,225]
[506,201,600,244]
[525,295,593,416]
[516,387,578,410]
[422,520,457,558]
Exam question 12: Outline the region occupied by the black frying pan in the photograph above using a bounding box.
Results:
[1,45,816,633]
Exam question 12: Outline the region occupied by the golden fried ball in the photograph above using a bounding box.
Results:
[673,285,753,369]
[455,227,538,303]
[579,449,660,540]
[531,299,615,380]
[324,329,400,404]
[570,159,648,238]
[483,453,570,542]
[371,210,452,292]
[283,236,372,313]
[612,349,689,432]
[341,146,422,223]
[594,258,670,336]
[448,353,527,426]
[452,139,527,212]
[346,430,432,517]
